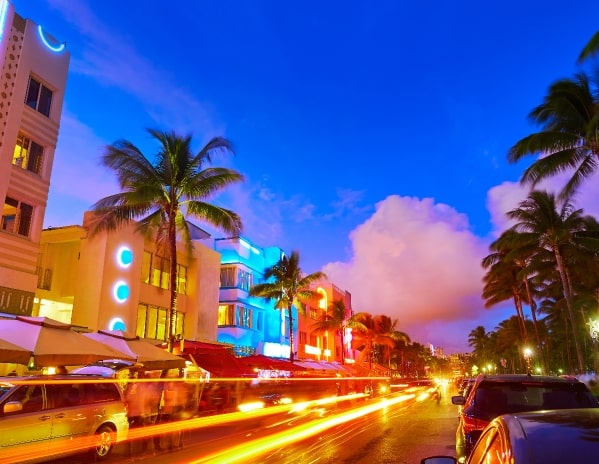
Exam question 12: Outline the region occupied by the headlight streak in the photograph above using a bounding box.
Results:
[190,393,415,464]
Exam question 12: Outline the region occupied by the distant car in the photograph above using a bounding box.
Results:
[421,408,599,464]
[0,374,129,463]
[451,374,599,463]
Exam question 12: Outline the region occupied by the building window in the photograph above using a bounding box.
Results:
[220,266,235,287]
[176,264,187,295]
[309,334,319,347]
[136,303,183,341]
[141,251,151,284]
[309,306,318,320]
[13,133,44,174]
[25,76,53,117]
[218,304,235,326]
[238,269,252,291]
[236,305,252,328]
[36,267,52,290]
[2,197,33,237]
[150,255,169,290]
[299,331,307,344]
[284,316,289,339]
[256,311,263,331]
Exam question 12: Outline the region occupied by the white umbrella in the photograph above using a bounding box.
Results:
[82,330,186,371]
[0,338,31,364]
[0,316,136,366]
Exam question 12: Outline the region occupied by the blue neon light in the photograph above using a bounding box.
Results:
[0,0,8,44]
[116,246,133,268]
[109,318,126,331]
[37,25,66,53]
[113,281,130,303]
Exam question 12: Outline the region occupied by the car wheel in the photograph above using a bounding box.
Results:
[455,424,467,463]
[89,424,115,461]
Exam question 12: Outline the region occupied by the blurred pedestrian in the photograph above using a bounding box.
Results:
[155,372,185,451]
[126,371,156,455]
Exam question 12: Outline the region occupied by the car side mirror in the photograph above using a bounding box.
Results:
[4,401,23,414]
[421,457,457,464]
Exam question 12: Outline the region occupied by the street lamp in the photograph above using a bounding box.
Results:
[588,319,599,374]
[523,347,532,373]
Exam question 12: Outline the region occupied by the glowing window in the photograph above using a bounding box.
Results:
[13,133,43,174]
[1,196,33,237]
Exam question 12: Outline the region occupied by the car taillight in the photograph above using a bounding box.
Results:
[463,413,490,433]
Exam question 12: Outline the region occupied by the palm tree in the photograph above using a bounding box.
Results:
[249,250,326,362]
[311,298,349,364]
[468,326,490,363]
[506,190,590,372]
[481,245,529,345]
[88,129,243,351]
[578,30,599,62]
[507,72,599,200]
[348,312,396,370]
[374,315,410,368]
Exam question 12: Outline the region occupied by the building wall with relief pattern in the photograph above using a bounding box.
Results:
[0,1,69,318]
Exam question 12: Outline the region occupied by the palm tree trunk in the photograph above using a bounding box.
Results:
[340,330,345,365]
[555,248,584,373]
[288,304,295,363]
[167,218,178,353]
[523,278,547,374]
[512,292,529,344]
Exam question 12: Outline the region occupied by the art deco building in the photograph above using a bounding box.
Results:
[297,281,354,363]
[0,1,69,319]
[214,236,292,358]
[36,211,221,342]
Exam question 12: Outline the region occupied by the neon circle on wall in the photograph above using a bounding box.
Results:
[109,318,126,331]
[116,246,133,268]
[113,281,130,303]
[37,25,66,53]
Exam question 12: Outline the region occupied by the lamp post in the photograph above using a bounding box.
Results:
[523,347,532,374]
[589,319,599,374]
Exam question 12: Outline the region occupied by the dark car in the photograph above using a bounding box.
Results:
[451,374,599,463]
[422,408,599,464]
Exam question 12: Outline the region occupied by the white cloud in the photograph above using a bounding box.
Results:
[487,170,599,238]
[322,195,489,353]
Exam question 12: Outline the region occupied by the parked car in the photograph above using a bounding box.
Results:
[421,408,599,463]
[451,374,599,463]
[0,374,129,463]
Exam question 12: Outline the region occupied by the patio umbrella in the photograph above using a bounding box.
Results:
[0,316,136,367]
[0,338,31,365]
[82,330,186,371]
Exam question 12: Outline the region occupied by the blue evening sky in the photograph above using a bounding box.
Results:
[14,0,599,353]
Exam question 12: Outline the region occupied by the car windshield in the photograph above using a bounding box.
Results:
[473,381,597,420]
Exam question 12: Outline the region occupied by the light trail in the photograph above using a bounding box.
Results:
[189,392,416,464]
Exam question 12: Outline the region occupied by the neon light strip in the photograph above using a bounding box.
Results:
[37,25,65,53]
[0,0,8,44]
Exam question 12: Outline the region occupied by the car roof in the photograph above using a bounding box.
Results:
[500,409,599,462]
[1,374,116,382]
[476,374,583,384]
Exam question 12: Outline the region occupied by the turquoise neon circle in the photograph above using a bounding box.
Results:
[111,319,126,331]
[113,281,130,303]
[117,246,133,268]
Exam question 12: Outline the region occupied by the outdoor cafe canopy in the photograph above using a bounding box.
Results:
[0,316,135,367]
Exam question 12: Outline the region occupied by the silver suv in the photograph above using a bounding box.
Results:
[0,374,129,463]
